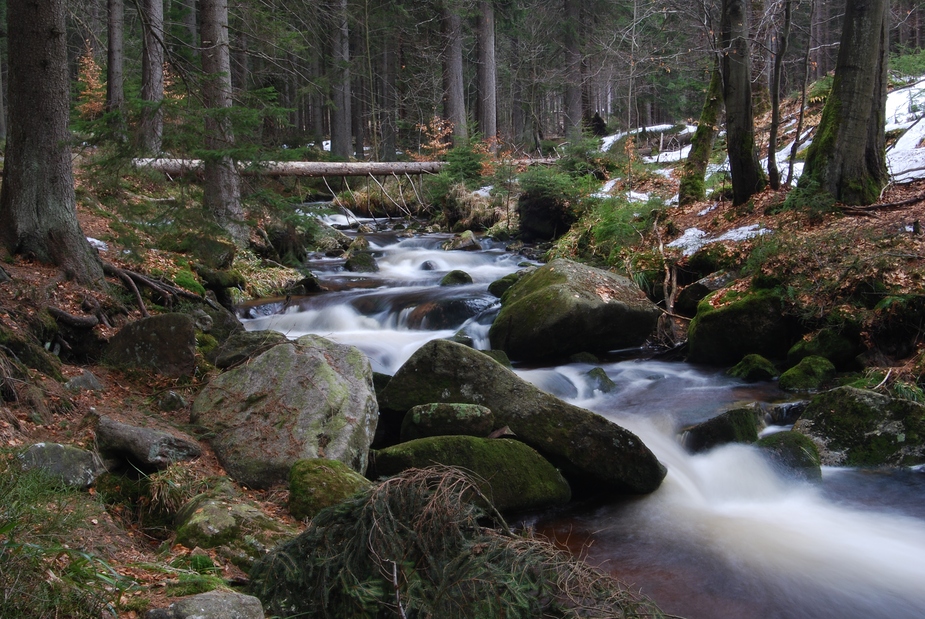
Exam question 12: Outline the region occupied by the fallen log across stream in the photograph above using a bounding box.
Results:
[134,158,447,177]
[133,157,559,177]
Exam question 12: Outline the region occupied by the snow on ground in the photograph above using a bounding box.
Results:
[667,224,771,256]
[592,178,620,198]
[643,144,691,164]
[87,238,108,252]
[473,185,493,198]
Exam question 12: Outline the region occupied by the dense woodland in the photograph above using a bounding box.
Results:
[0,0,917,157]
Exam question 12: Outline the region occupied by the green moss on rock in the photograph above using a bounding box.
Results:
[684,407,761,453]
[370,436,571,512]
[288,459,373,521]
[794,386,925,466]
[786,328,861,370]
[755,431,822,481]
[400,402,495,442]
[779,355,836,392]
[728,354,779,382]
[439,270,473,286]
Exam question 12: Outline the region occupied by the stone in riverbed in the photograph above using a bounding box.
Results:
[380,339,666,495]
[488,258,661,362]
[400,402,495,441]
[369,436,571,512]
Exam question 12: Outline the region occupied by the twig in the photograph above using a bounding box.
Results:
[392,561,407,619]
[874,369,892,391]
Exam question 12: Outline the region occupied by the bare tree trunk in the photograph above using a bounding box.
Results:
[800,0,889,205]
[0,0,103,284]
[563,0,583,134]
[331,0,352,158]
[679,65,723,206]
[767,0,792,190]
[140,0,164,154]
[200,0,246,244]
[476,0,497,145]
[106,0,125,119]
[378,36,397,161]
[182,0,198,57]
[443,4,468,142]
[721,0,766,205]
[351,25,366,160]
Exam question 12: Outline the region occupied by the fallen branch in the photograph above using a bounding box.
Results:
[841,192,925,215]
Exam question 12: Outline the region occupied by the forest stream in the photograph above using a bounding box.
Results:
[239,215,925,619]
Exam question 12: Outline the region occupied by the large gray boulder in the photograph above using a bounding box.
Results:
[95,415,201,472]
[191,335,378,488]
[380,339,666,495]
[794,386,925,466]
[145,591,264,619]
[370,436,571,512]
[18,442,105,488]
[105,313,197,378]
[488,259,660,362]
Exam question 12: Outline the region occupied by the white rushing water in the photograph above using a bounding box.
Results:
[241,220,925,619]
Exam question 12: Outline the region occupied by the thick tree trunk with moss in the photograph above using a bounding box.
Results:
[679,65,723,206]
[721,0,765,205]
[800,0,889,205]
[0,0,103,284]
[200,0,247,245]
[443,5,468,142]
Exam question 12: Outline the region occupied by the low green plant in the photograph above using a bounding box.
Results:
[0,460,132,618]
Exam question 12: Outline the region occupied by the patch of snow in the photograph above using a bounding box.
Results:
[592,178,620,198]
[627,191,649,203]
[698,204,718,216]
[600,133,624,152]
[643,144,692,164]
[87,237,108,252]
[886,78,925,129]
[652,168,675,179]
[473,185,493,198]
[667,225,770,256]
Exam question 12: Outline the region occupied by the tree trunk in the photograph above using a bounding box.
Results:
[200,0,246,244]
[563,0,583,134]
[0,0,103,284]
[140,0,164,154]
[720,0,765,205]
[476,0,497,145]
[182,0,198,57]
[351,24,366,160]
[800,0,889,205]
[443,4,468,142]
[767,0,792,190]
[378,36,398,161]
[679,65,723,206]
[331,0,352,158]
[106,0,125,118]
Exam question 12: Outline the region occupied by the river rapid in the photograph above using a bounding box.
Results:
[240,218,925,619]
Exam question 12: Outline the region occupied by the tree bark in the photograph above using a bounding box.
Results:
[331,0,353,158]
[200,0,247,244]
[767,0,792,190]
[476,0,497,145]
[800,0,889,205]
[563,0,583,134]
[140,0,164,154]
[443,4,468,142]
[720,0,766,205]
[378,36,398,161]
[0,0,103,284]
[679,65,723,206]
[106,0,125,117]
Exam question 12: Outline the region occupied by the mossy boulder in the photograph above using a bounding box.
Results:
[105,313,197,378]
[755,431,822,481]
[288,459,373,521]
[439,270,473,286]
[584,367,617,393]
[488,259,661,362]
[675,270,739,317]
[380,339,666,495]
[208,329,288,369]
[487,272,521,298]
[174,494,296,569]
[17,442,105,488]
[683,408,761,453]
[191,335,378,489]
[778,355,836,392]
[344,251,379,272]
[793,386,925,466]
[0,322,63,381]
[786,328,862,370]
[728,354,779,382]
[400,402,495,442]
[369,436,571,512]
[687,288,797,365]
[441,230,482,251]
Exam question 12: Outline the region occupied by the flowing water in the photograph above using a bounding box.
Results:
[240,217,925,619]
